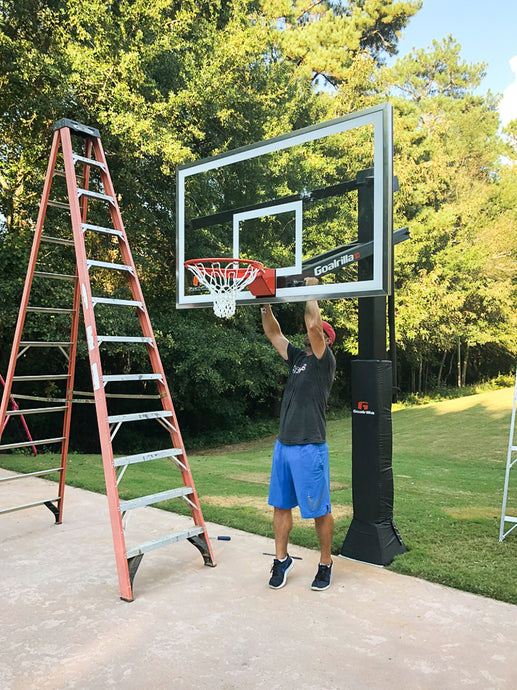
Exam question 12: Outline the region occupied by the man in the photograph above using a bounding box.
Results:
[261,281,336,591]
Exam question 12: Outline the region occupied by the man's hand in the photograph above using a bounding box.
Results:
[305,276,319,286]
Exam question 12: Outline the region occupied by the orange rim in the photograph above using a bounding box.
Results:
[185,257,265,279]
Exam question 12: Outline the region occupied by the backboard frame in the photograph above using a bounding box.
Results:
[176,102,393,310]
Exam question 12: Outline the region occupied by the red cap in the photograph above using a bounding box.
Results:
[321,321,335,345]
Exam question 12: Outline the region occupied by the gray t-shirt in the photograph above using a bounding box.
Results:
[278,342,336,445]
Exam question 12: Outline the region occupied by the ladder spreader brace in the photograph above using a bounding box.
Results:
[0,374,37,457]
[0,118,215,601]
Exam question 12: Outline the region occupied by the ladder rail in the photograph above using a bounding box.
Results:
[55,137,89,524]
[0,130,61,430]
[97,134,215,595]
[61,125,135,600]
[93,136,211,520]
[93,137,207,524]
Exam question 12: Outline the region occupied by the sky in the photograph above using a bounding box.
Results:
[391,0,517,125]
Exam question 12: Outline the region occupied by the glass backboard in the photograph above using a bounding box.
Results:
[176,103,393,311]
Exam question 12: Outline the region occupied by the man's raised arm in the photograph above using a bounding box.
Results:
[261,305,289,360]
[304,278,326,359]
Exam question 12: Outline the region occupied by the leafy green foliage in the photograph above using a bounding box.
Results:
[1,1,516,445]
[384,37,517,392]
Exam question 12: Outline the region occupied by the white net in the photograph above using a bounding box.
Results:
[186,260,261,318]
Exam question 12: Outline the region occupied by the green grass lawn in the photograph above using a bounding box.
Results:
[2,387,516,604]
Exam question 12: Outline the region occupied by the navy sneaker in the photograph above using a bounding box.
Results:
[311,561,332,591]
[269,555,294,589]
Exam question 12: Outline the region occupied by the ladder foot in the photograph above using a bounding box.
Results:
[127,553,144,592]
[188,535,216,567]
[44,500,61,523]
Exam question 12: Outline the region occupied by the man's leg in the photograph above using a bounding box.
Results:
[310,511,334,591]
[273,507,293,558]
[269,507,294,589]
[314,511,334,565]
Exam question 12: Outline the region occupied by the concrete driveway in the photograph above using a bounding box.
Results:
[1,468,516,689]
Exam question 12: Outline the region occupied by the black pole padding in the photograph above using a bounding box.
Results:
[350,360,394,523]
[340,359,406,565]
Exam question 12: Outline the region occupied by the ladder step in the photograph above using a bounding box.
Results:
[73,153,105,171]
[120,487,194,512]
[114,447,183,468]
[0,437,65,450]
[6,405,67,416]
[103,373,163,384]
[19,341,73,348]
[125,526,205,559]
[86,260,133,273]
[108,410,172,424]
[81,223,124,239]
[26,306,75,314]
[0,497,61,516]
[40,234,75,246]
[34,270,76,281]
[54,169,85,183]
[0,467,62,482]
[13,374,69,384]
[77,188,114,204]
[91,297,143,309]
[34,270,76,282]
[47,200,70,210]
[97,336,153,345]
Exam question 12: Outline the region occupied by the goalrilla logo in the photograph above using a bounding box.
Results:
[353,400,375,416]
[314,252,360,276]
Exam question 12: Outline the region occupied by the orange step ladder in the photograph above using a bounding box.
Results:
[0,119,215,601]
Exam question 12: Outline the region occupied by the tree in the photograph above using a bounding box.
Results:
[2,1,514,445]
[385,37,517,390]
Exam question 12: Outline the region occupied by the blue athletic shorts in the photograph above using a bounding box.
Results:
[268,440,331,519]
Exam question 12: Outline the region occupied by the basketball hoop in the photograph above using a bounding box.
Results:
[185,258,265,318]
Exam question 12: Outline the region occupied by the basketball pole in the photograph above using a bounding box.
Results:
[340,169,407,565]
